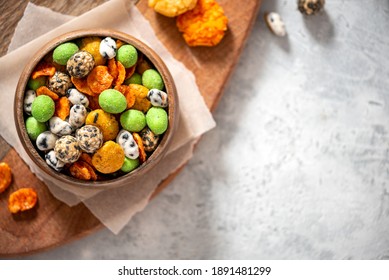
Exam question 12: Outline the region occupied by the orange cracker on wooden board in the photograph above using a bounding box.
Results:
[176,0,228,47]
[148,0,198,17]
[0,162,12,193]
[8,188,38,214]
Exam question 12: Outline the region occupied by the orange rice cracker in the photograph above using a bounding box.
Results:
[92,141,124,174]
[31,61,56,79]
[0,162,12,194]
[79,153,94,166]
[71,76,95,96]
[125,65,136,79]
[136,55,152,75]
[69,161,97,181]
[133,132,147,163]
[8,188,38,214]
[107,58,119,80]
[54,96,70,120]
[115,61,126,86]
[176,0,228,47]
[79,36,106,66]
[114,85,136,108]
[128,84,151,113]
[116,39,125,49]
[36,86,59,101]
[87,66,114,94]
[148,0,198,17]
[85,109,119,141]
[88,95,102,110]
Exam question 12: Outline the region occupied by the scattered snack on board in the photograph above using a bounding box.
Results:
[0,162,12,194]
[0,162,38,215]
[148,0,198,17]
[8,188,38,214]
[148,0,228,47]
[176,0,228,47]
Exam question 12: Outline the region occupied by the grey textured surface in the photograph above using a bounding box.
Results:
[25,0,389,259]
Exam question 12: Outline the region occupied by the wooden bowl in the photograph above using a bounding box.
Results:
[14,29,178,189]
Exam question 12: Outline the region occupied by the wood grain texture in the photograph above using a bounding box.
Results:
[0,0,262,256]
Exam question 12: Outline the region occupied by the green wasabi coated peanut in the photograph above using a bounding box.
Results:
[31,95,55,122]
[120,109,146,132]
[53,42,79,65]
[27,76,46,90]
[25,116,47,141]
[142,69,164,90]
[121,157,140,173]
[99,89,127,114]
[124,73,142,85]
[146,107,168,135]
[116,44,138,68]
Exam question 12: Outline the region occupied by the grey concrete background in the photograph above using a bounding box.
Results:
[24,0,389,259]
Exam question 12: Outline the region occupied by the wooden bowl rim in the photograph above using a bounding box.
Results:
[14,29,179,190]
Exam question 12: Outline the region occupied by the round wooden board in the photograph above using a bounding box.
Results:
[0,0,262,256]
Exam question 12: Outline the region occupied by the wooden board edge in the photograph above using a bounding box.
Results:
[0,0,263,256]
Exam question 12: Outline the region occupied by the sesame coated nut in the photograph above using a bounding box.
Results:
[47,71,72,96]
[67,51,95,78]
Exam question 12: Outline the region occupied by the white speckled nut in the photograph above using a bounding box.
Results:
[264,12,287,37]
[36,131,58,151]
[23,89,36,115]
[69,104,87,129]
[116,129,139,159]
[67,88,89,107]
[49,116,73,136]
[45,150,65,171]
[99,37,117,59]
[147,89,168,108]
